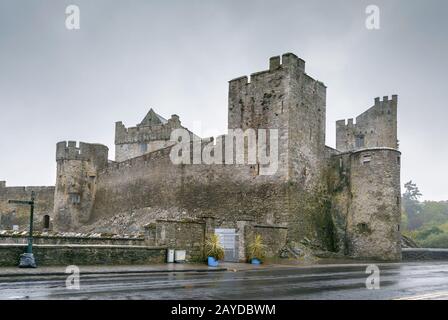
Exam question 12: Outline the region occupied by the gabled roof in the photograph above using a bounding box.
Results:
[139,108,168,126]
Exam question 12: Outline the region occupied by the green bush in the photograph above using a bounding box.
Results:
[420,233,448,248]
[414,226,443,241]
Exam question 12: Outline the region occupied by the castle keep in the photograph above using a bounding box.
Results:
[0,53,401,261]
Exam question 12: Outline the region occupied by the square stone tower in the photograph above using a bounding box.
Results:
[228,53,327,185]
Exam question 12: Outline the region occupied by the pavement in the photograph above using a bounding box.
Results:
[2,261,448,299]
[0,260,323,276]
[0,263,228,277]
[0,259,399,276]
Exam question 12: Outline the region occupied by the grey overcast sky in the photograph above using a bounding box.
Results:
[0,0,447,200]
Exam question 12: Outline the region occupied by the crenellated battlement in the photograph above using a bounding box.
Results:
[336,95,398,152]
[374,94,398,107]
[336,118,355,128]
[56,141,109,171]
[228,53,323,133]
[229,53,306,86]
[336,95,398,130]
[115,114,182,145]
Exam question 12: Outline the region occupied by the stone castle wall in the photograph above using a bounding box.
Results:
[246,224,288,258]
[115,140,175,163]
[336,96,398,152]
[90,146,291,231]
[0,182,54,231]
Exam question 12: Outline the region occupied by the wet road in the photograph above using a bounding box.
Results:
[1,262,448,300]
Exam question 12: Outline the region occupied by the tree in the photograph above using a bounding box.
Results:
[402,180,423,230]
[403,180,422,201]
[420,201,448,226]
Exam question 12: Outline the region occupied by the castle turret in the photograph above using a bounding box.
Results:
[53,141,108,231]
[336,95,398,152]
[346,148,401,260]
[332,95,401,261]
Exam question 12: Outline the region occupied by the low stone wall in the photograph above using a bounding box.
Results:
[0,244,166,267]
[0,235,145,246]
[0,230,145,246]
[402,248,448,261]
[146,219,205,262]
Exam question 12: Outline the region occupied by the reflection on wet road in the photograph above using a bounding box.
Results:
[1,262,448,300]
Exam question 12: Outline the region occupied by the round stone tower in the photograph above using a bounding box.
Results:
[346,148,401,260]
[53,141,108,232]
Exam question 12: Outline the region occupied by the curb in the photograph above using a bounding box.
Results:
[0,267,228,278]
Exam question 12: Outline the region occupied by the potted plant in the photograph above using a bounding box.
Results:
[205,234,225,267]
[247,234,266,264]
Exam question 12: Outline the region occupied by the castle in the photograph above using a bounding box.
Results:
[0,53,402,261]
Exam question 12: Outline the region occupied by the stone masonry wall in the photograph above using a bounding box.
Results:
[0,182,54,231]
[91,146,291,233]
[115,114,185,162]
[146,219,206,262]
[228,54,292,179]
[53,141,109,231]
[326,152,351,254]
[336,96,398,152]
[51,53,402,261]
[246,224,288,258]
[0,231,144,246]
[328,148,402,260]
[346,148,401,260]
[0,244,166,267]
[225,53,333,247]
[115,140,175,163]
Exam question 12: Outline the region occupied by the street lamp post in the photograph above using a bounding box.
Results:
[9,191,37,268]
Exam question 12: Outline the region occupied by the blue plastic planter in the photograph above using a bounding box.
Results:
[251,258,261,265]
[208,256,219,267]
